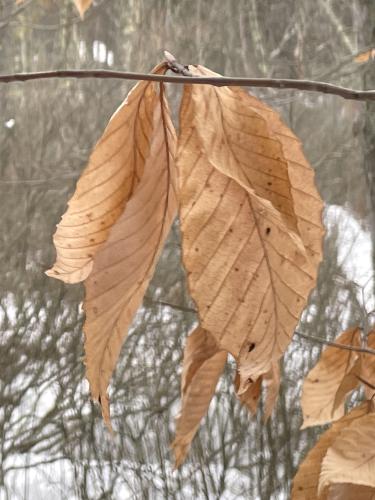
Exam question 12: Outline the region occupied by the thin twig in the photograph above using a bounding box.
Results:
[295,331,375,356]
[145,298,375,356]
[0,69,374,101]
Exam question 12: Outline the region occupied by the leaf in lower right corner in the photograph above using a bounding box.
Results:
[319,410,375,496]
[291,402,371,500]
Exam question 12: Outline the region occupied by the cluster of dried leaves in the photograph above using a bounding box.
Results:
[47,59,324,466]
[9,0,375,494]
[293,328,375,499]
[11,0,375,492]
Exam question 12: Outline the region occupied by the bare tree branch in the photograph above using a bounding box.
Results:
[0,69,374,101]
[146,298,375,356]
[295,331,375,356]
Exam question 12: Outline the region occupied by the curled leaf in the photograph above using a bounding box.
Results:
[84,84,177,425]
[47,63,167,283]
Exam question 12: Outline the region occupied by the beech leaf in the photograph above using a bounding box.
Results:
[83,84,177,425]
[177,65,323,395]
[47,63,168,283]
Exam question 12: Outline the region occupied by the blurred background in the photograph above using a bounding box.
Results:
[0,0,374,498]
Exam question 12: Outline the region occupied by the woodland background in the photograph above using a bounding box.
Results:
[0,0,374,499]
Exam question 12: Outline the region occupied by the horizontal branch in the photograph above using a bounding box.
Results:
[0,69,374,101]
[146,298,375,356]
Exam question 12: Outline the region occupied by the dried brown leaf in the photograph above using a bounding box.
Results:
[47,63,167,283]
[319,410,375,495]
[172,327,226,467]
[83,84,177,426]
[301,327,361,428]
[292,402,371,500]
[177,65,323,394]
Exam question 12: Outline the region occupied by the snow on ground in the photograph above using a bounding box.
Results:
[324,204,375,315]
